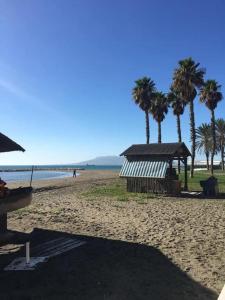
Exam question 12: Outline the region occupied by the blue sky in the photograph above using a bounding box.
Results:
[0,0,224,164]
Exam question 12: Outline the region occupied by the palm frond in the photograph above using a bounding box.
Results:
[150,92,169,122]
[195,123,212,154]
[216,118,225,150]
[167,87,186,116]
[200,80,223,110]
[173,57,205,103]
[132,77,156,111]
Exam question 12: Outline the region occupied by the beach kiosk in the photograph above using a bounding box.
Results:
[0,133,32,242]
[120,143,191,195]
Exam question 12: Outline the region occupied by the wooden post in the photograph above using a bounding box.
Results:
[0,213,7,233]
[184,157,188,191]
[30,166,34,187]
[169,159,173,176]
[26,242,30,264]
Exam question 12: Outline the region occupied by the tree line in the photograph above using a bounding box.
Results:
[132,57,223,177]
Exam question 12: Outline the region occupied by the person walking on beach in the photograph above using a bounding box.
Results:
[73,169,76,178]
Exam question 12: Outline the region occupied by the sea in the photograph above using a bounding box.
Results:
[0,165,122,183]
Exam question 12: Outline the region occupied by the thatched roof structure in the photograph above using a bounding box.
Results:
[0,133,25,153]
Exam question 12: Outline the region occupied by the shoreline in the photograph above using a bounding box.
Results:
[0,167,86,172]
[1,169,78,185]
[7,169,119,189]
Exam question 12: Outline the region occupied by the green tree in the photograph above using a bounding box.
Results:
[173,57,205,178]
[132,77,156,144]
[200,80,223,175]
[150,92,168,143]
[168,87,186,173]
[196,123,212,171]
[216,118,225,171]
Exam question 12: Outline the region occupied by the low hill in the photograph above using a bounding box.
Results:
[75,156,124,166]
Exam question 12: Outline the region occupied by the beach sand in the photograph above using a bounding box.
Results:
[1,170,225,299]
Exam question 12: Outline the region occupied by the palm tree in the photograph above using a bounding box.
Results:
[132,77,156,144]
[168,87,186,173]
[200,80,223,175]
[216,118,225,171]
[150,92,168,143]
[173,57,205,178]
[196,123,212,171]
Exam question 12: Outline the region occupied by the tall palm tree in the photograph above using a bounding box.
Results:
[196,123,212,171]
[216,118,225,171]
[200,80,223,175]
[150,92,168,143]
[173,57,205,178]
[168,87,186,173]
[132,77,156,144]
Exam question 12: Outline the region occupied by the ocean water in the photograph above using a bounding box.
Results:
[0,170,72,183]
[0,164,122,171]
[0,165,121,183]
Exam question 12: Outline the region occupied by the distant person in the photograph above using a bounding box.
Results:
[73,169,76,178]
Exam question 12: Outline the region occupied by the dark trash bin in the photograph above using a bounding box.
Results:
[200,176,219,197]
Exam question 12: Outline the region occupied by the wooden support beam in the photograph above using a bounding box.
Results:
[180,159,185,164]
[0,213,7,233]
[184,157,188,191]
[169,159,173,176]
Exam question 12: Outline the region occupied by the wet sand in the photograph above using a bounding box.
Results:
[1,170,225,299]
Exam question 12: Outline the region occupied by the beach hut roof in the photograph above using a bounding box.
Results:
[120,142,191,158]
[120,159,169,178]
[0,133,25,153]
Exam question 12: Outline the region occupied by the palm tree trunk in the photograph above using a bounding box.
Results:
[177,115,182,174]
[206,152,209,171]
[211,109,216,175]
[221,143,224,171]
[145,110,150,144]
[220,141,224,171]
[158,121,161,143]
[189,100,196,178]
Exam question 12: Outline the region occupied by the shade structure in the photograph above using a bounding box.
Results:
[120,142,191,158]
[0,133,25,153]
[120,158,169,178]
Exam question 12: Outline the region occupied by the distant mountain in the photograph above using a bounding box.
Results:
[75,155,124,166]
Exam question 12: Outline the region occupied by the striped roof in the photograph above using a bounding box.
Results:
[119,159,169,178]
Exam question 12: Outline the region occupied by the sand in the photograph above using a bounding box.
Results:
[0,170,225,299]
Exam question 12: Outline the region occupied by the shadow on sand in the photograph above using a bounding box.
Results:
[0,228,218,300]
[172,191,225,199]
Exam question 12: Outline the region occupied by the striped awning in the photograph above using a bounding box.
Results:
[119,159,169,178]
